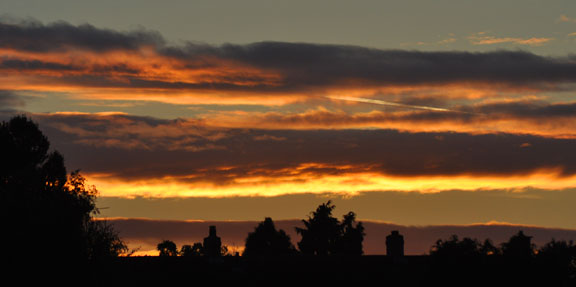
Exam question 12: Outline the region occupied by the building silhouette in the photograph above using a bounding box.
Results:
[203,225,222,257]
[386,230,404,258]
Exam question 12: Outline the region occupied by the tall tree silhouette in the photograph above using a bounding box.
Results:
[244,217,296,257]
[296,201,364,255]
[0,115,126,265]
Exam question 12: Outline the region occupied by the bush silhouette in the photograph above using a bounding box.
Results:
[296,201,364,255]
[244,217,296,257]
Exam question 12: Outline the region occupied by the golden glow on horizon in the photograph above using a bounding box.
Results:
[124,245,245,257]
[86,167,576,198]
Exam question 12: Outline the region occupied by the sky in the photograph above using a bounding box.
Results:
[1,0,576,254]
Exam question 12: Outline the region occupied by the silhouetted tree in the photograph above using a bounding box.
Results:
[538,238,576,276]
[0,115,126,264]
[244,217,296,257]
[431,235,482,257]
[180,242,204,256]
[85,219,128,261]
[192,242,204,256]
[336,212,365,255]
[180,244,194,256]
[157,240,178,257]
[296,201,364,255]
[501,230,535,258]
[539,239,576,258]
[431,235,502,258]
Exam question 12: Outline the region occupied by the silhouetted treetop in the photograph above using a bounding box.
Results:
[244,217,296,257]
[337,211,365,255]
[296,201,365,255]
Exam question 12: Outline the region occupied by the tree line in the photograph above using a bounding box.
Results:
[156,202,576,265]
[157,201,365,257]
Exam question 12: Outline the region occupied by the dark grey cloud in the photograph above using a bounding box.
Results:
[0,58,80,71]
[475,101,576,118]
[2,19,576,91]
[0,19,164,52]
[165,41,576,88]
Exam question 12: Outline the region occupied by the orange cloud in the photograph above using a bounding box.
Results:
[468,32,553,46]
[197,105,576,139]
[86,166,576,198]
[25,112,576,186]
[2,21,576,108]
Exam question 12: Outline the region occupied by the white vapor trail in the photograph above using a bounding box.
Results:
[327,95,469,113]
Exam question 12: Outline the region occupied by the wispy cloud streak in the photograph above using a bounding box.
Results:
[327,95,474,113]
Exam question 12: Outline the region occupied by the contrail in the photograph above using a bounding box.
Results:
[327,95,477,114]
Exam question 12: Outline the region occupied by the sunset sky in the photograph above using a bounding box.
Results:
[2,0,576,254]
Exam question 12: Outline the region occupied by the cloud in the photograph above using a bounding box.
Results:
[406,35,457,47]
[468,32,553,46]
[1,18,576,103]
[557,15,576,23]
[31,112,230,151]
[2,111,571,197]
[202,100,576,139]
[2,19,576,197]
[169,41,572,88]
[0,58,79,71]
[0,19,164,52]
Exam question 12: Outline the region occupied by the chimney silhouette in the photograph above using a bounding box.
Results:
[386,230,404,258]
[203,225,222,257]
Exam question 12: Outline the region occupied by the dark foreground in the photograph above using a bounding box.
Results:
[39,255,570,286]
